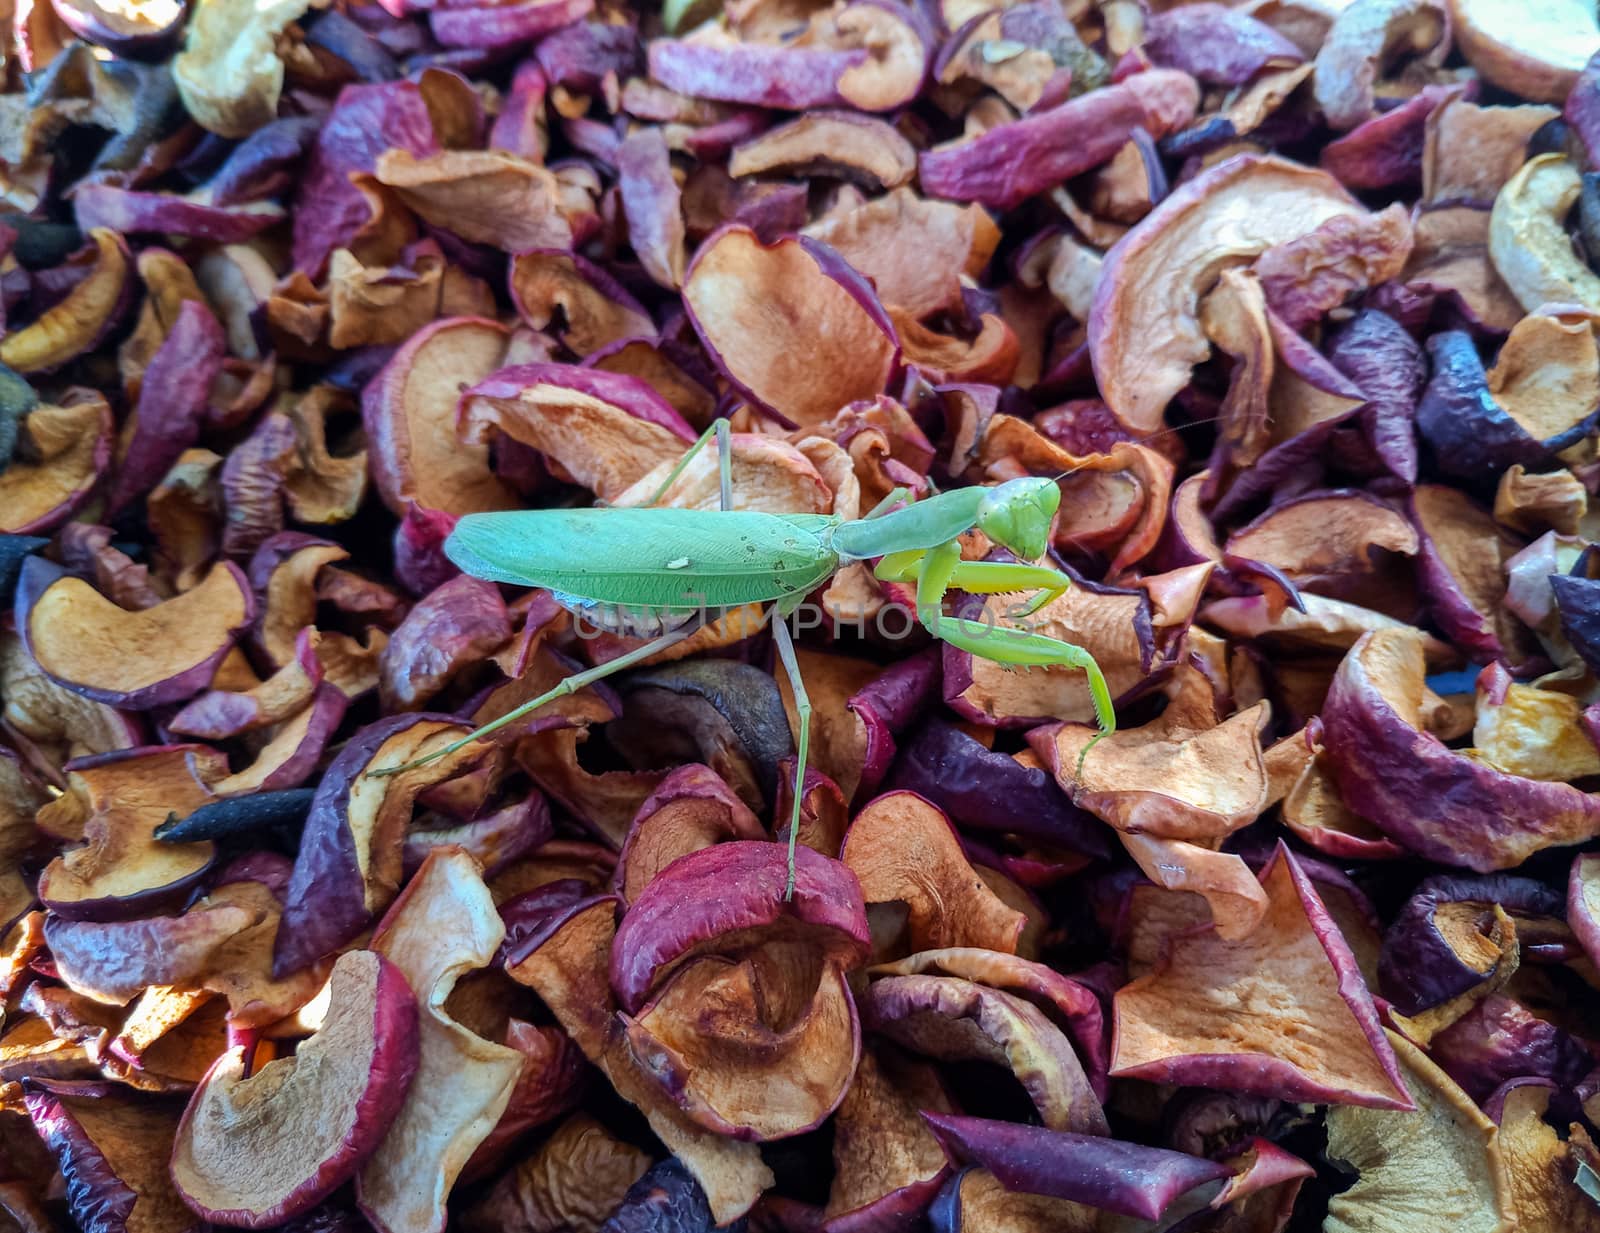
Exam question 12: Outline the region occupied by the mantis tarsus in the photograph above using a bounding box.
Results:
[375,419,1116,897]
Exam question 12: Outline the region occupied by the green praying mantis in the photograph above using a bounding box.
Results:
[375,419,1115,896]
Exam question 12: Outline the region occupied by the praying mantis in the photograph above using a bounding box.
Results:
[376,419,1115,896]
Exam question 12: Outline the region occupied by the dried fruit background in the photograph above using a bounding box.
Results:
[6,0,1600,1229]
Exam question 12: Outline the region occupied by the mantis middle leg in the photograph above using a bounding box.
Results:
[639,417,733,510]
[770,606,811,901]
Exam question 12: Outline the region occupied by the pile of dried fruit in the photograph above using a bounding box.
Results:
[8,0,1600,1228]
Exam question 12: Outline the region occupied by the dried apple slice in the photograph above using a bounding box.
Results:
[1111,844,1411,1109]
[1450,0,1599,103]
[464,1112,651,1233]
[1491,1079,1600,1232]
[825,1046,952,1231]
[840,792,1026,955]
[919,71,1197,210]
[869,949,1107,1097]
[273,714,496,977]
[24,1079,199,1233]
[505,896,773,1223]
[362,316,515,517]
[1088,154,1365,433]
[923,1114,1231,1224]
[1035,665,1271,843]
[457,363,694,504]
[682,226,897,428]
[886,723,1110,861]
[610,840,867,1012]
[0,229,130,374]
[38,745,222,921]
[508,250,656,358]
[17,558,252,710]
[729,112,915,189]
[357,851,523,1233]
[1323,628,1600,870]
[0,393,113,535]
[171,949,420,1228]
[623,949,859,1140]
[1324,1030,1512,1233]
[614,764,765,904]
[864,975,1105,1135]
[802,189,998,320]
[1570,853,1600,966]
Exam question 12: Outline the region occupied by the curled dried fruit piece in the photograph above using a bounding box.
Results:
[273,714,496,976]
[610,840,867,1012]
[174,0,311,137]
[1111,844,1411,1109]
[1489,154,1600,314]
[24,1079,200,1233]
[863,975,1105,1134]
[923,1113,1231,1223]
[1036,665,1270,843]
[38,744,223,921]
[1324,1030,1512,1233]
[1323,628,1600,869]
[0,393,113,535]
[841,792,1027,955]
[682,227,897,427]
[358,851,524,1233]
[0,229,130,374]
[506,897,773,1222]
[171,950,421,1227]
[17,558,252,710]
[623,950,860,1140]
[1090,155,1365,433]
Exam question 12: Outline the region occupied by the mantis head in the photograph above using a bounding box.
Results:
[975,477,1061,561]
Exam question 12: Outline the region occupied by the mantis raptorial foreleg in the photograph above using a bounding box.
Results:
[905,542,1114,777]
[639,417,733,510]
[877,556,1072,616]
[769,607,811,900]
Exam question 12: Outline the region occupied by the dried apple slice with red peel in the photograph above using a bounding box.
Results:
[171,949,421,1228]
[1111,844,1411,1109]
[273,714,497,978]
[610,839,868,1013]
[505,895,773,1223]
[622,948,860,1141]
[1323,628,1600,870]
[17,557,252,710]
[613,764,765,905]
[682,225,898,428]
[24,1079,200,1233]
[357,850,523,1233]
[1035,664,1271,844]
[923,1113,1231,1223]
[863,975,1106,1134]
[869,948,1108,1098]
[841,792,1026,955]
[362,315,515,517]
[1088,154,1366,434]
[39,745,223,921]
[1324,1030,1512,1233]
[825,1046,952,1231]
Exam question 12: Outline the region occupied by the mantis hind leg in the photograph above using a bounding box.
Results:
[638,417,732,509]
[770,603,811,901]
[370,621,700,778]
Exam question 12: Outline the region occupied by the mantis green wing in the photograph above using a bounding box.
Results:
[445,508,843,610]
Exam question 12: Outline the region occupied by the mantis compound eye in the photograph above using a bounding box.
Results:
[976,478,1061,561]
